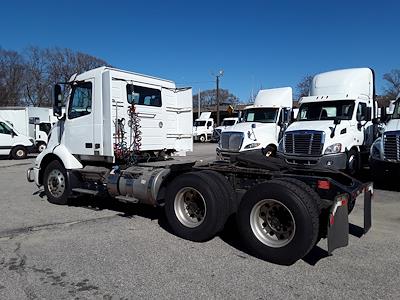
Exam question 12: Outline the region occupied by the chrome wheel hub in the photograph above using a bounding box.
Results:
[174,187,206,228]
[47,169,65,198]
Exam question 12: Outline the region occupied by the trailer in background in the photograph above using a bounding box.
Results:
[0,107,53,152]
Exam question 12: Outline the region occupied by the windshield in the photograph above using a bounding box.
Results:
[221,119,236,126]
[243,108,279,123]
[39,123,52,134]
[298,100,355,121]
[194,120,206,126]
[392,100,400,119]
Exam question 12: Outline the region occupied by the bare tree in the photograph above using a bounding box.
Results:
[0,48,25,106]
[296,75,313,100]
[383,69,400,99]
[192,88,239,107]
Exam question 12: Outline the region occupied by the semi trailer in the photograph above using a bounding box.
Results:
[278,68,379,175]
[27,67,372,265]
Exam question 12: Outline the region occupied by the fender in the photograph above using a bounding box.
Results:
[52,144,83,170]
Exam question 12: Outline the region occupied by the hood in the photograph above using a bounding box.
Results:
[224,122,277,141]
[386,119,400,132]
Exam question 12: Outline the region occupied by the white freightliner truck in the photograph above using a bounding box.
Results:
[0,116,34,159]
[211,117,239,142]
[0,107,53,152]
[370,93,400,177]
[192,112,214,142]
[217,87,293,159]
[278,68,378,175]
[27,66,372,265]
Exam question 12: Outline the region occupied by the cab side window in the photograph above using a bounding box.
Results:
[0,122,12,135]
[126,85,162,107]
[68,82,92,119]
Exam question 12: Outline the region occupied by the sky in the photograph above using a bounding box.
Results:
[1,0,399,102]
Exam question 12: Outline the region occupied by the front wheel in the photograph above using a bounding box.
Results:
[236,179,319,265]
[37,142,47,153]
[199,135,206,143]
[346,149,359,176]
[43,160,69,205]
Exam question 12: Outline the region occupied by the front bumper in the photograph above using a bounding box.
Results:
[280,152,347,170]
[370,157,400,175]
[27,167,40,186]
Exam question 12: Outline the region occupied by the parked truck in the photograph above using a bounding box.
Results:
[217,87,293,159]
[192,112,214,142]
[27,67,372,265]
[370,93,400,178]
[0,107,53,152]
[0,116,34,159]
[278,68,378,175]
[211,117,239,142]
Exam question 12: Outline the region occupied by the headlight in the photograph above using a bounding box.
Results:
[244,143,261,149]
[370,138,382,159]
[324,143,342,154]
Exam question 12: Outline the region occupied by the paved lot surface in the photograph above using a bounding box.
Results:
[0,144,399,299]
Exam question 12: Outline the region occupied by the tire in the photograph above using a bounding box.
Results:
[37,142,47,153]
[164,172,228,242]
[43,160,69,205]
[262,145,276,157]
[346,149,359,176]
[11,146,27,159]
[236,179,319,265]
[199,135,206,143]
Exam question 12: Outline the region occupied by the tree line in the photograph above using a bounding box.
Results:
[0,46,109,107]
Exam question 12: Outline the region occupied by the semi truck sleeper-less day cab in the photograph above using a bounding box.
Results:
[27,67,372,265]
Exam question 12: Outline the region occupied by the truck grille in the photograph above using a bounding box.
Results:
[220,132,244,151]
[383,131,400,161]
[213,128,222,139]
[284,131,324,156]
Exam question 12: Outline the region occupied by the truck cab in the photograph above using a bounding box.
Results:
[0,117,34,159]
[370,94,400,177]
[211,117,239,142]
[192,112,214,142]
[217,87,292,159]
[278,68,377,174]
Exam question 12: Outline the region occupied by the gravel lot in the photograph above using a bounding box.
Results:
[0,144,399,299]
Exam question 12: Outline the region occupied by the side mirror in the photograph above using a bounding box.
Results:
[334,118,341,125]
[127,84,140,104]
[53,84,63,117]
[365,107,372,121]
[251,123,256,129]
[11,130,15,138]
[372,117,380,125]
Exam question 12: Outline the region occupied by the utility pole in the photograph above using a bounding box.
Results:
[215,70,224,126]
[198,88,201,118]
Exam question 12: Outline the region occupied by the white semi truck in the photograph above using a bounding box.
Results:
[192,112,214,142]
[27,66,372,265]
[217,87,293,159]
[0,107,53,152]
[278,68,378,175]
[211,117,239,142]
[370,94,400,178]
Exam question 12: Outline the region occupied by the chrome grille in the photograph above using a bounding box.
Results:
[220,132,244,151]
[384,131,400,161]
[284,131,324,156]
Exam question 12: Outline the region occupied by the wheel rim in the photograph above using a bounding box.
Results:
[200,136,205,142]
[174,187,206,228]
[38,144,46,152]
[47,169,66,198]
[250,199,296,248]
[16,149,25,157]
[348,154,356,170]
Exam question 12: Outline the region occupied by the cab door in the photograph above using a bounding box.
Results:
[63,80,95,156]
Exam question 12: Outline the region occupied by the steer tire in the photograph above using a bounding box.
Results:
[199,135,206,143]
[346,149,359,176]
[43,160,69,205]
[11,146,27,159]
[165,172,227,242]
[236,179,319,265]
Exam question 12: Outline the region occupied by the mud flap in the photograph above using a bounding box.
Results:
[363,184,373,234]
[327,195,349,255]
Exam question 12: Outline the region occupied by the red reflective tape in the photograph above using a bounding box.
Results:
[330,214,335,225]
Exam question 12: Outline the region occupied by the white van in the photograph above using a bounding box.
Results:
[0,116,34,159]
[192,112,214,142]
[217,87,292,159]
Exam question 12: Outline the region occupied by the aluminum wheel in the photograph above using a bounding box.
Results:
[38,144,46,153]
[174,187,207,228]
[16,149,25,157]
[46,169,66,198]
[250,199,296,248]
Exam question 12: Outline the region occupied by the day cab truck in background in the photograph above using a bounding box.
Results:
[27,66,372,265]
[370,93,400,178]
[0,107,53,153]
[217,87,293,159]
[0,116,34,159]
[278,68,378,175]
[211,117,239,142]
[192,112,214,142]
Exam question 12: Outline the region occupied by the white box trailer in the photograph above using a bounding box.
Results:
[0,107,53,152]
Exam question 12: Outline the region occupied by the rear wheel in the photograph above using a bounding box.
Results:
[43,160,69,205]
[262,145,276,157]
[236,179,319,265]
[165,172,228,241]
[199,135,206,143]
[11,146,27,159]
